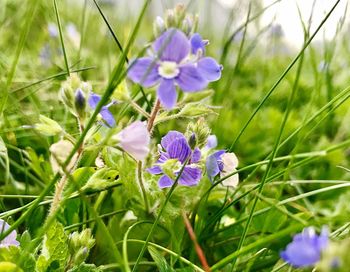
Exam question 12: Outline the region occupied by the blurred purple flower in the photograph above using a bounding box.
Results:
[148,131,202,188]
[88,93,116,127]
[48,23,59,38]
[127,28,222,109]
[205,134,217,149]
[0,219,20,248]
[206,150,239,187]
[116,121,150,161]
[281,227,328,268]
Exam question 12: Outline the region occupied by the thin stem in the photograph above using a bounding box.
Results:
[130,100,151,118]
[137,161,150,213]
[147,99,161,132]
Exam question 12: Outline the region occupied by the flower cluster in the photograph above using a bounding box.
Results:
[127,28,222,109]
[148,131,202,188]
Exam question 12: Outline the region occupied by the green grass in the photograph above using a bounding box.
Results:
[1,0,350,271]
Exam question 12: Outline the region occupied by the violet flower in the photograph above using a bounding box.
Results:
[0,219,20,248]
[148,131,202,188]
[127,28,222,109]
[88,93,116,127]
[206,150,239,187]
[115,121,150,161]
[205,134,218,149]
[281,227,328,268]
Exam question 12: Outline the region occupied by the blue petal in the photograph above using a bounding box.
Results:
[158,175,174,188]
[198,57,222,82]
[100,107,115,127]
[205,135,217,149]
[127,57,161,87]
[153,28,190,63]
[161,131,186,150]
[178,166,202,186]
[190,33,205,54]
[281,240,321,267]
[191,148,201,163]
[167,137,191,163]
[176,64,208,92]
[157,79,177,109]
[88,93,101,109]
[206,154,220,182]
[147,165,163,175]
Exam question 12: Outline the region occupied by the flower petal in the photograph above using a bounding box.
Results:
[117,121,150,160]
[221,172,239,187]
[147,165,163,175]
[167,137,191,163]
[176,64,208,92]
[206,153,221,182]
[88,93,101,109]
[157,79,177,109]
[158,175,174,188]
[0,219,19,248]
[153,28,190,62]
[100,107,116,127]
[161,131,186,150]
[191,148,201,163]
[178,166,202,186]
[190,33,205,54]
[127,57,160,87]
[197,57,222,82]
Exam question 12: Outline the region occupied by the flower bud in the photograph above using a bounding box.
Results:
[153,16,166,37]
[34,115,62,137]
[174,4,186,24]
[188,133,197,149]
[185,118,211,148]
[74,88,86,119]
[181,16,193,35]
[165,10,176,28]
[59,83,75,110]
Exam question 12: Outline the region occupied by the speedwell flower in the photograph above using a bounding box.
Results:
[148,131,202,188]
[0,219,20,248]
[127,28,222,109]
[281,227,328,268]
[115,121,150,161]
[206,150,239,187]
[88,93,116,127]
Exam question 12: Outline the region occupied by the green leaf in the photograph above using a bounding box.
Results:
[67,263,102,272]
[0,262,23,272]
[0,247,35,272]
[148,246,174,272]
[36,220,69,272]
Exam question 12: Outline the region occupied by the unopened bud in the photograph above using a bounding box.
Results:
[74,88,86,119]
[153,16,166,36]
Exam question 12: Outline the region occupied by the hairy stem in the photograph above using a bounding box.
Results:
[137,161,150,214]
[147,99,161,132]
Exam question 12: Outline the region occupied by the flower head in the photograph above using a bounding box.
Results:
[127,28,222,109]
[88,93,116,127]
[281,227,328,268]
[148,131,202,188]
[0,220,20,248]
[116,121,150,161]
[206,150,239,187]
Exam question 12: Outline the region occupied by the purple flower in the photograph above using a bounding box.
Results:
[88,93,116,127]
[0,219,20,248]
[148,131,202,188]
[115,121,150,161]
[281,227,328,268]
[127,28,222,109]
[206,151,239,187]
[205,134,217,149]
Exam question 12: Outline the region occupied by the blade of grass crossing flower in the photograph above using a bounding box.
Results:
[132,156,191,272]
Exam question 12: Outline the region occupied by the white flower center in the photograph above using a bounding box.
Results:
[158,61,179,79]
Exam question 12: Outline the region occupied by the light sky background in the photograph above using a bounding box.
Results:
[217,0,348,46]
